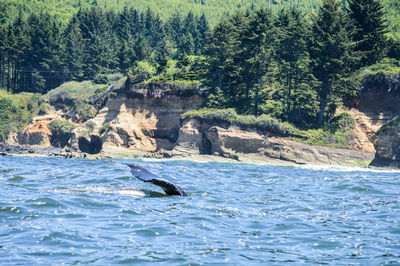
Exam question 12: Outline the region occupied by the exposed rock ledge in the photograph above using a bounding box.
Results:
[2,80,376,167]
[168,119,374,166]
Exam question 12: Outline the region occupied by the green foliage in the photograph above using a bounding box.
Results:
[295,128,354,149]
[99,122,111,135]
[41,80,106,122]
[129,61,157,78]
[182,108,356,148]
[1,0,398,132]
[347,0,387,67]
[1,0,398,29]
[173,56,207,81]
[48,119,77,136]
[74,101,97,122]
[133,56,207,83]
[360,59,400,93]
[204,87,227,109]
[181,108,293,136]
[363,58,400,75]
[377,115,400,135]
[93,73,110,85]
[47,119,77,147]
[42,81,107,103]
[0,90,40,141]
[309,0,357,126]
[326,112,354,132]
[37,102,54,115]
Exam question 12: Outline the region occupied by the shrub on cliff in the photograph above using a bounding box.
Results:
[182,108,357,149]
[181,108,293,136]
[360,59,400,94]
[48,119,77,148]
[326,112,354,132]
[378,116,400,135]
[41,81,109,122]
[0,91,41,142]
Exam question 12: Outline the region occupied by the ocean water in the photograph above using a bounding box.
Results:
[1,156,400,265]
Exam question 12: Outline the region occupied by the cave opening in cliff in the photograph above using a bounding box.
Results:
[200,134,212,155]
[78,135,102,154]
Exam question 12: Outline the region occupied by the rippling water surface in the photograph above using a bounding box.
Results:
[1,156,400,264]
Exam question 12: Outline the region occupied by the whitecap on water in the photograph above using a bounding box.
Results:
[53,187,146,197]
[294,164,400,173]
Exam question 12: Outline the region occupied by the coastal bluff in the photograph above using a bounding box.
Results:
[2,77,378,167]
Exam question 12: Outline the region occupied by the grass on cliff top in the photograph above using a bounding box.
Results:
[41,81,108,104]
[42,73,126,104]
[182,108,355,149]
[0,89,41,142]
[41,74,126,123]
[363,58,400,76]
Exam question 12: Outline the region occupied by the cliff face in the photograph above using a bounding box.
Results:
[5,77,397,167]
[348,76,400,167]
[68,81,205,156]
[370,116,400,168]
[8,116,53,147]
[170,119,374,165]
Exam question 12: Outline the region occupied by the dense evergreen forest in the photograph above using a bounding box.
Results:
[1,0,399,128]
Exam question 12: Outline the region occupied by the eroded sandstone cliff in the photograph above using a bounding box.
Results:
[68,81,205,156]
[170,119,374,165]
[5,77,399,168]
[370,116,400,168]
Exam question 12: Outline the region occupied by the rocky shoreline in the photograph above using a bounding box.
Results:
[0,139,375,169]
[2,78,399,169]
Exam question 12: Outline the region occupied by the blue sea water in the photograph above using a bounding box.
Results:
[1,155,400,265]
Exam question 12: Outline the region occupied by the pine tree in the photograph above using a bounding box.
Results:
[196,14,210,54]
[23,12,63,93]
[237,8,275,116]
[62,17,85,81]
[275,8,316,125]
[203,20,236,99]
[309,0,356,126]
[347,0,387,66]
[76,8,118,77]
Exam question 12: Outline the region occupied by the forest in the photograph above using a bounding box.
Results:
[0,0,399,129]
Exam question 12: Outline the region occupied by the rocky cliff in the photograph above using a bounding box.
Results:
[67,81,205,157]
[350,72,400,167]
[4,76,399,168]
[370,116,400,168]
[170,119,374,166]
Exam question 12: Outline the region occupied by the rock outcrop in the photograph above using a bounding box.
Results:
[370,116,400,168]
[68,81,205,156]
[7,115,55,147]
[172,119,374,166]
[6,77,396,167]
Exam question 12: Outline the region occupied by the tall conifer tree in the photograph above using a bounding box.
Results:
[309,0,356,126]
[347,0,387,66]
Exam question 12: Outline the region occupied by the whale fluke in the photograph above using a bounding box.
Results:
[127,163,187,196]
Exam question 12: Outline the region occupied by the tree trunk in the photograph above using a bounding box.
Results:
[7,56,10,91]
[317,85,328,127]
[254,86,259,117]
[0,52,3,89]
[13,62,17,93]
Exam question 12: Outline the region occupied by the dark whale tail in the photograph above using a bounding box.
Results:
[126,163,187,196]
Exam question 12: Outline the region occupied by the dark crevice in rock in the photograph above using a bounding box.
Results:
[78,135,102,154]
[200,133,212,155]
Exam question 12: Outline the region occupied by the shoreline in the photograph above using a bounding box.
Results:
[2,143,388,170]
